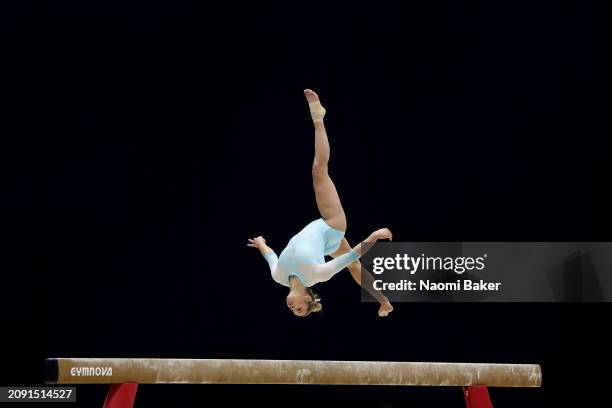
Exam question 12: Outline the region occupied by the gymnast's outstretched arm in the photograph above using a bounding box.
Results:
[322,230,394,316]
[313,228,393,283]
[248,236,277,272]
[328,239,386,300]
[352,228,393,258]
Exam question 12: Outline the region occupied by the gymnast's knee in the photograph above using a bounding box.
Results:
[312,161,329,178]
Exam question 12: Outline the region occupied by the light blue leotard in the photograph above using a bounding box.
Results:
[264,218,360,287]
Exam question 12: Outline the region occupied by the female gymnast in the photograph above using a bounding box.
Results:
[248,89,394,317]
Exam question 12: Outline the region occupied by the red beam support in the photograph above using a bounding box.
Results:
[102,383,138,408]
[463,385,493,408]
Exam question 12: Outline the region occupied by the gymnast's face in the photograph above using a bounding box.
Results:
[286,292,312,317]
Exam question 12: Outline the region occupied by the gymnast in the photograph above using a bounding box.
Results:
[248,89,394,317]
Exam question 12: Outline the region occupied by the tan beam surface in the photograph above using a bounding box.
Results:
[46,358,542,387]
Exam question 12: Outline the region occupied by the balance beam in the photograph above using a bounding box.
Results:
[45,358,541,387]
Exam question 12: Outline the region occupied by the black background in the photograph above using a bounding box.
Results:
[3,1,611,407]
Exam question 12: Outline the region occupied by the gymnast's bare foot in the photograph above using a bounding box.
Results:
[378,300,394,317]
[304,88,320,103]
[304,88,326,124]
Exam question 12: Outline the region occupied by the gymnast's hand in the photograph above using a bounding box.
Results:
[247,236,267,249]
[248,235,275,257]
[370,228,393,242]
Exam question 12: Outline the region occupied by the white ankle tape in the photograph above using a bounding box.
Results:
[308,100,326,123]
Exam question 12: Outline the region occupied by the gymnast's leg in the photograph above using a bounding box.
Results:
[329,238,394,317]
[304,89,347,232]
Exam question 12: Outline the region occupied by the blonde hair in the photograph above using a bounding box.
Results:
[306,288,323,314]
